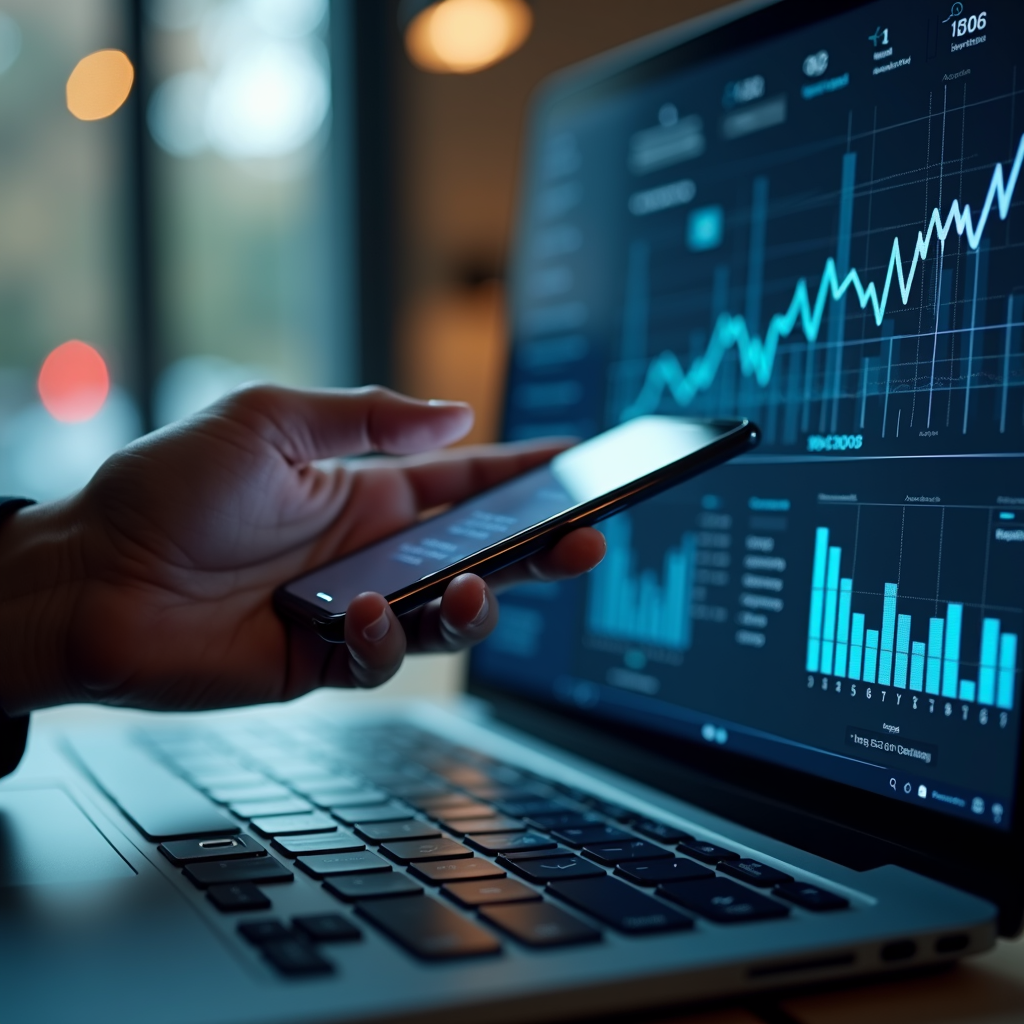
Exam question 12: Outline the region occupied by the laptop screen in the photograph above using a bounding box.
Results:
[472,0,1024,833]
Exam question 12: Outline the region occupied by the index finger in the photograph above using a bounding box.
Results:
[386,437,578,511]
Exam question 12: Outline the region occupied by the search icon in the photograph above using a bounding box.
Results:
[889,778,897,791]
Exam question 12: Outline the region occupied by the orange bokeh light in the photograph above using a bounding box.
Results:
[66,49,134,121]
[38,340,110,423]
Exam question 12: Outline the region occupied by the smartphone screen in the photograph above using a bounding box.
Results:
[280,417,750,623]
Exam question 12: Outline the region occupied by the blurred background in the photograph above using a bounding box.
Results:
[0,0,723,502]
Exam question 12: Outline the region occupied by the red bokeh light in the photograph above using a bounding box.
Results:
[38,340,110,423]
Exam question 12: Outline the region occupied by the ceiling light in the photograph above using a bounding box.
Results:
[401,0,532,75]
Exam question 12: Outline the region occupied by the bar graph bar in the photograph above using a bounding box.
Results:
[587,514,696,650]
[926,618,943,694]
[804,527,1018,708]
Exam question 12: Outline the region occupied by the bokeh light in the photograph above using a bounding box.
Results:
[38,340,110,423]
[406,0,532,74]
[66,49,134,121]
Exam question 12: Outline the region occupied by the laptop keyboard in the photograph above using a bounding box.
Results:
[132,721,850,976]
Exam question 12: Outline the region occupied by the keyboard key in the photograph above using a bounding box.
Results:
[207,882,271,912]
[310,788,389,809]
[325,872,424,901]
[331,803,412,825]
[526,812,603,831]
[440,816,525,837]
[159,833,266,865]
[718,859,794,888]
[410,858,506,885]
[272,832,365,857]
[191,769,269,790]
[466,832,556,855]
[381,837,471,864]
[250,812,337,837]
[658,879,789,922]
[551,825,633,849]
[410,793,477,812]
[442,877,541,908]
[582,840,672,865]
[676,839,740,863]
[184,857,293,888]
[548,876,693,934]
[355,820,441,843]
[293,776,364,797]
[615,858,713,887]
[229,797,314,819]
[631,819,693,844]
[501,855,605,883]
[296,850,391,878]
[293,913,361,942]
[357,895,501,959]
[590,801,637,823]
[481,902,601,948]
[773,881,849,911]
[501,845,575,861]
[261,938,334,976]
[207,783,293,804]
[238,919,290,944]
[498,799,578,818]
[386,781,451,801]
[427,801,495,821]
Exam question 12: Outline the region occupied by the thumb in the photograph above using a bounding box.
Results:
[221,384,474,462]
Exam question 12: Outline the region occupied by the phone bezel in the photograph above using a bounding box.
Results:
[274,417,757,642]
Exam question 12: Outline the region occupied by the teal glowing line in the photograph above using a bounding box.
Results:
[621,134,1024,420]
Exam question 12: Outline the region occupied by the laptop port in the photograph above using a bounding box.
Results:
[880,940,917,962]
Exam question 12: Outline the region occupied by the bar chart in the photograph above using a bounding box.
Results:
[805,526,1018,709]
[587,514,696,651]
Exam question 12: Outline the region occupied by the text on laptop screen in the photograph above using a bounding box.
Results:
[473,0,1024,831]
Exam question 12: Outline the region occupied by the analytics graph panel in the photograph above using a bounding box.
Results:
[608,60,1024,456]
[803,499,1023,719]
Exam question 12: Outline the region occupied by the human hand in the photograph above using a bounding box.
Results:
[0,386,605,714]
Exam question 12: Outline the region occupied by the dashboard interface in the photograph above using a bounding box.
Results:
[473,0,1024,830]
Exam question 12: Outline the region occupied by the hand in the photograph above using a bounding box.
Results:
[0,386,605,714]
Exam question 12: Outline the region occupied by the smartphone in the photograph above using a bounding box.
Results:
[275,415,758,642]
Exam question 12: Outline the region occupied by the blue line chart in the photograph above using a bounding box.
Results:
[620,133,1024,421]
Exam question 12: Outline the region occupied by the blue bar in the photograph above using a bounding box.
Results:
[926,618,944,695]
[587,516,695,652]
[942,604,962,698]
[820,547,842,675]
[834,579,853,677]
[894,613,911,688]
[998,633,1017,710]
[849,613,865,680]
[806,527,829,672]
[879,582,897,686]
[910,641,926,691]
[864,629,879,683]
[978,618,1000,705]
[959,679,976,702]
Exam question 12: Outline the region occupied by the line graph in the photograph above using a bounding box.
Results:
[620,132,1024,425]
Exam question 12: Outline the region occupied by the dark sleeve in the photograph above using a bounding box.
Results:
[0,710,29,778]
[0,497,36,778]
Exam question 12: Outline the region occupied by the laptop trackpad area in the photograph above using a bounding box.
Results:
[0,788,134,886]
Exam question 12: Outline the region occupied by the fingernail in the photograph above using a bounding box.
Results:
[362,609,391,642]
[428,399,468,409]
[469,592,490,628]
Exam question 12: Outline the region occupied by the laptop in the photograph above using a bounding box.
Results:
[4,0,1023,1019]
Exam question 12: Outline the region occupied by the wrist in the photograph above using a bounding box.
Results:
[0,499,85,714]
